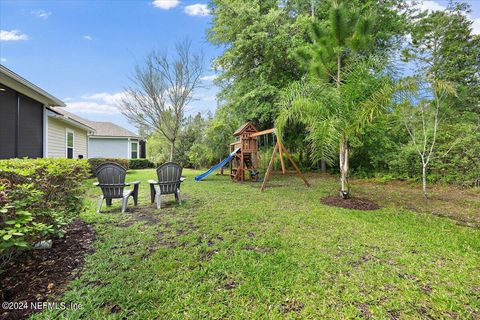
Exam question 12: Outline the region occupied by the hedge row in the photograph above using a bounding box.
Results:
[87,158,130,173]
[0,159,90,254]
[129,159,156,169]
[87,158,155,174]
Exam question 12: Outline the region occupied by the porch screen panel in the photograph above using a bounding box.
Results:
[0,85,17,159]
[18,94,43,158]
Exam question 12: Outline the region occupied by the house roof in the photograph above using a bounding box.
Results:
[0,65,65,107]
[48,107,96,132]
[50,107,141,138]
[86,121,141,138]
[233,122,258,136]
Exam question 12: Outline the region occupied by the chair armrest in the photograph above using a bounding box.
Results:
[93,182,99,186]
[95,183,128,187]
[180,177,186,182]
[126,180,141,186]
[148,180,158,185]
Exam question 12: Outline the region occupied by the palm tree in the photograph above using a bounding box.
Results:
[276,0,396,198]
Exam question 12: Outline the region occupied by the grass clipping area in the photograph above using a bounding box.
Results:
[29,169,480,319]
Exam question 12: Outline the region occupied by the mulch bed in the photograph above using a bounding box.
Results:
[321,196,380,211]
[0,219,95,320]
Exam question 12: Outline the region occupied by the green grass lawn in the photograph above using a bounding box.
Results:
[32,169,480,319]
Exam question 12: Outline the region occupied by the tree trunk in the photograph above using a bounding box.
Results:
[422,164,427,198]
[169,140,175,162]
[339,137,350,199]
[320,159,327,173]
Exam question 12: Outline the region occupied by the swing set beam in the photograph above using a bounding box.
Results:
[255,129,310,192]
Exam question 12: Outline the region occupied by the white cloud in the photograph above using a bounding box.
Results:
[409,1,479,35]
[1,58,6,63]
[66,102,120,115]
[184,3,210,16]
[195,92,216,102]
[200,74,216,81]
[415,1,446,12]
[31,9,51,19]
[472,18,480,35]
[0,30,29,41]
[82,92,127,105]
[152,0,179,10]
[63,97,72,102]
[66,91,128,115]
[83,35,93,40]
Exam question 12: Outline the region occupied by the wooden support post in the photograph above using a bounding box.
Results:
[278,140,310,187]
[278,141,286,174]
[260,142,279,192]
[240,151,244,182]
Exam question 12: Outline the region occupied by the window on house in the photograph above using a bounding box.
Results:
[131,141,138,159]
[66,130,74,159]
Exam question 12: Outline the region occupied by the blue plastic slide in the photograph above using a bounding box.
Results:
[195,147,241,181]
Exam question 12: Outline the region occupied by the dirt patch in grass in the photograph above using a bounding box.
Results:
[222,280,237,290]
[356,302,373,319]
[387,310,401,320]
[351,178,480,227]
[0,219,95,320]
[281,300,304,313]
[156,232,180,249]
[321,196,380,211]
[242,245,272,253]
[199,249,219,261]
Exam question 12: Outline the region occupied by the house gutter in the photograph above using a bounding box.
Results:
[47,110,96,133]
[0,65,65,107]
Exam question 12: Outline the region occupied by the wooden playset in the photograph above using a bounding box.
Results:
[229,122,310,191]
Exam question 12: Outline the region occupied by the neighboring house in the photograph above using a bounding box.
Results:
[1,65,143,160]
[85,121,145,159]
[47,108,95,159]
[1,65,61,159]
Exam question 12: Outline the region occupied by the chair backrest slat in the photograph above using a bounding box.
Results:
[156,162,182,194]
[95,162,127,198]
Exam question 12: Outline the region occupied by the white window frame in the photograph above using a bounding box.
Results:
[66,128,74,159]
[131,140,139,159]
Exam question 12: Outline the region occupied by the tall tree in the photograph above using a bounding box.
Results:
[403,2,480,115]
[208,0,408,128]
[277,1,398,198]
[119,39,204,161]
[398,79,456,197]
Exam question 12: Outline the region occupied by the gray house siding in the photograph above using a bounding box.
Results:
[88,138,130,158]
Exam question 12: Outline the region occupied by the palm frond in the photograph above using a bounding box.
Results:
[432,79,457,97]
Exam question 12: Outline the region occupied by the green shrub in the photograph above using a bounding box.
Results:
[88,158,130,175]
[0,158,90,255]
[129,158,155,169]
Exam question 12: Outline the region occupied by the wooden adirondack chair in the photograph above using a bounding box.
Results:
[148,162,185,209]
[94,162,140,213]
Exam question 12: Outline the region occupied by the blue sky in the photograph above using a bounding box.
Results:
[1,0,479,133]
[0,0,221,133]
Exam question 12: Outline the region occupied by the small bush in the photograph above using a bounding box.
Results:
[129,158,155,169]
[0,158,90,256]
[88,158,129,174]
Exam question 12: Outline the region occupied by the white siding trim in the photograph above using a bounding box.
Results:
[130,140,139,159]
[66,128,74,158]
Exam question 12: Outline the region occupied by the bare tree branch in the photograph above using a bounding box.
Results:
[118,39,204,161]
